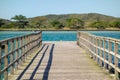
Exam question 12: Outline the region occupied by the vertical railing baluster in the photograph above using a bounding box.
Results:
[13,39,16,70]
[97,38,99,63]
[10,40,14,74]
[4,41,8,80]
[21,37,25,62]
[19,38,22,65]
[0,43,1,80]
[103,38,107,69]
[95,38,98,63]
[99,39,102,67]
[26,36,29,57]
[24,36,27,60]
[16,38,18,69]
[108,39,112,70]
[115,41,119,80]
[23,37,25,62]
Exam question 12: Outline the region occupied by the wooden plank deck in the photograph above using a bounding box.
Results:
[9,41,113,80]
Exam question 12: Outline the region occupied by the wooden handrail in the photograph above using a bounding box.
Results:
[0,31,42,80]
[77,31,120,80]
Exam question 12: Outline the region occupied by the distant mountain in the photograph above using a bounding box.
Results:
[29,13,120,26]
[1,13,120,29]
[31,13,120,21]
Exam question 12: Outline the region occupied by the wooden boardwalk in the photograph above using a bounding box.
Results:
[9,42,113,80]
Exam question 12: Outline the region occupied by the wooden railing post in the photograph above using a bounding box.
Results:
[96,38,99,63]
[0,43,2,80]
[93,37,96,60]
[21,37,24,63]
[99,39,103,67]
[15,38,19,70]
[4,42,8,80]
[24,36,27,60]
[103,38,107,69]
[115,41,119,80]
[78,32,81,47]
[19,38,22,66]
[77,31,79,45]
[10,40,14,74]
[23,36,26,62]
[108,40,112,70]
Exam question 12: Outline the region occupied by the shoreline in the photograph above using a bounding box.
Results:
[0,29,120,31]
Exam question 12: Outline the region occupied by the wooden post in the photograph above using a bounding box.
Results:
[103,39,107,68]
[22,37,25,62]
[20,37,24,63]
[10,40,14,74]
[96,38,99,63]
[40,32,42,46]
[79,32,81,47]
[108,39,112,71]
[4,42,8,80]
[93,37,96,60]
[19,38,22,66]
[0,43,2,80]
[24,36,27,60]
[99,39,103,67]
[15,39,18,69]
[114,41,119,80]
[95,38,98,62]
[77,32,79,45]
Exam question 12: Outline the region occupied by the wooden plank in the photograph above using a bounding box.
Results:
[9,42,113,80]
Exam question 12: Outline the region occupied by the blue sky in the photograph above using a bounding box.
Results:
[0,0,120,19]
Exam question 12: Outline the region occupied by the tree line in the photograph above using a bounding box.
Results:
[0,14,120,30]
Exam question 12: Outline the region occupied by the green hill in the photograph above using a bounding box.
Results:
[1,13,120,30]
[29,13,120,29]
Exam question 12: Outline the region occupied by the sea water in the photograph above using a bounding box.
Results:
[86,31,120,39]
[0,31,34,41]
[42,31,77,41]
[0,31,120,41]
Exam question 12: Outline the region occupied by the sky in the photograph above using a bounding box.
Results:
[0,0,120,19]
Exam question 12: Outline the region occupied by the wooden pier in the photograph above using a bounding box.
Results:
[7,42,113,80]
[1,31,119,80]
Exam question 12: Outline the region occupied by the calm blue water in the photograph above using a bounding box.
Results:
[0,31,34,41]
[0,31,120,41]
[86,31,120,39]
[42,31,77,41]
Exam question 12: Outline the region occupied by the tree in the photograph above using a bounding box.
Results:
[29,16,47,29]
[50,20,64,29]
[11,15,28,28]
[66,18,84,29]
[89,21,108,29]
[12,15,26,21]
[0,19,5,27]
[1,22,16,29]
[109,21,120,28]
[35,18,46,28]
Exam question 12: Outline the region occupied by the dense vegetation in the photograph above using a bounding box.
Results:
[0,13,120,30]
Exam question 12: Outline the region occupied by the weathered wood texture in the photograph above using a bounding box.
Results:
[77,31,120,80]
[9,42,112,80]
[0,31,42,80]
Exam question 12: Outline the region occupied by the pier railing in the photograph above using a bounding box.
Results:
[0,31,42,80]
[77,31,120,80]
